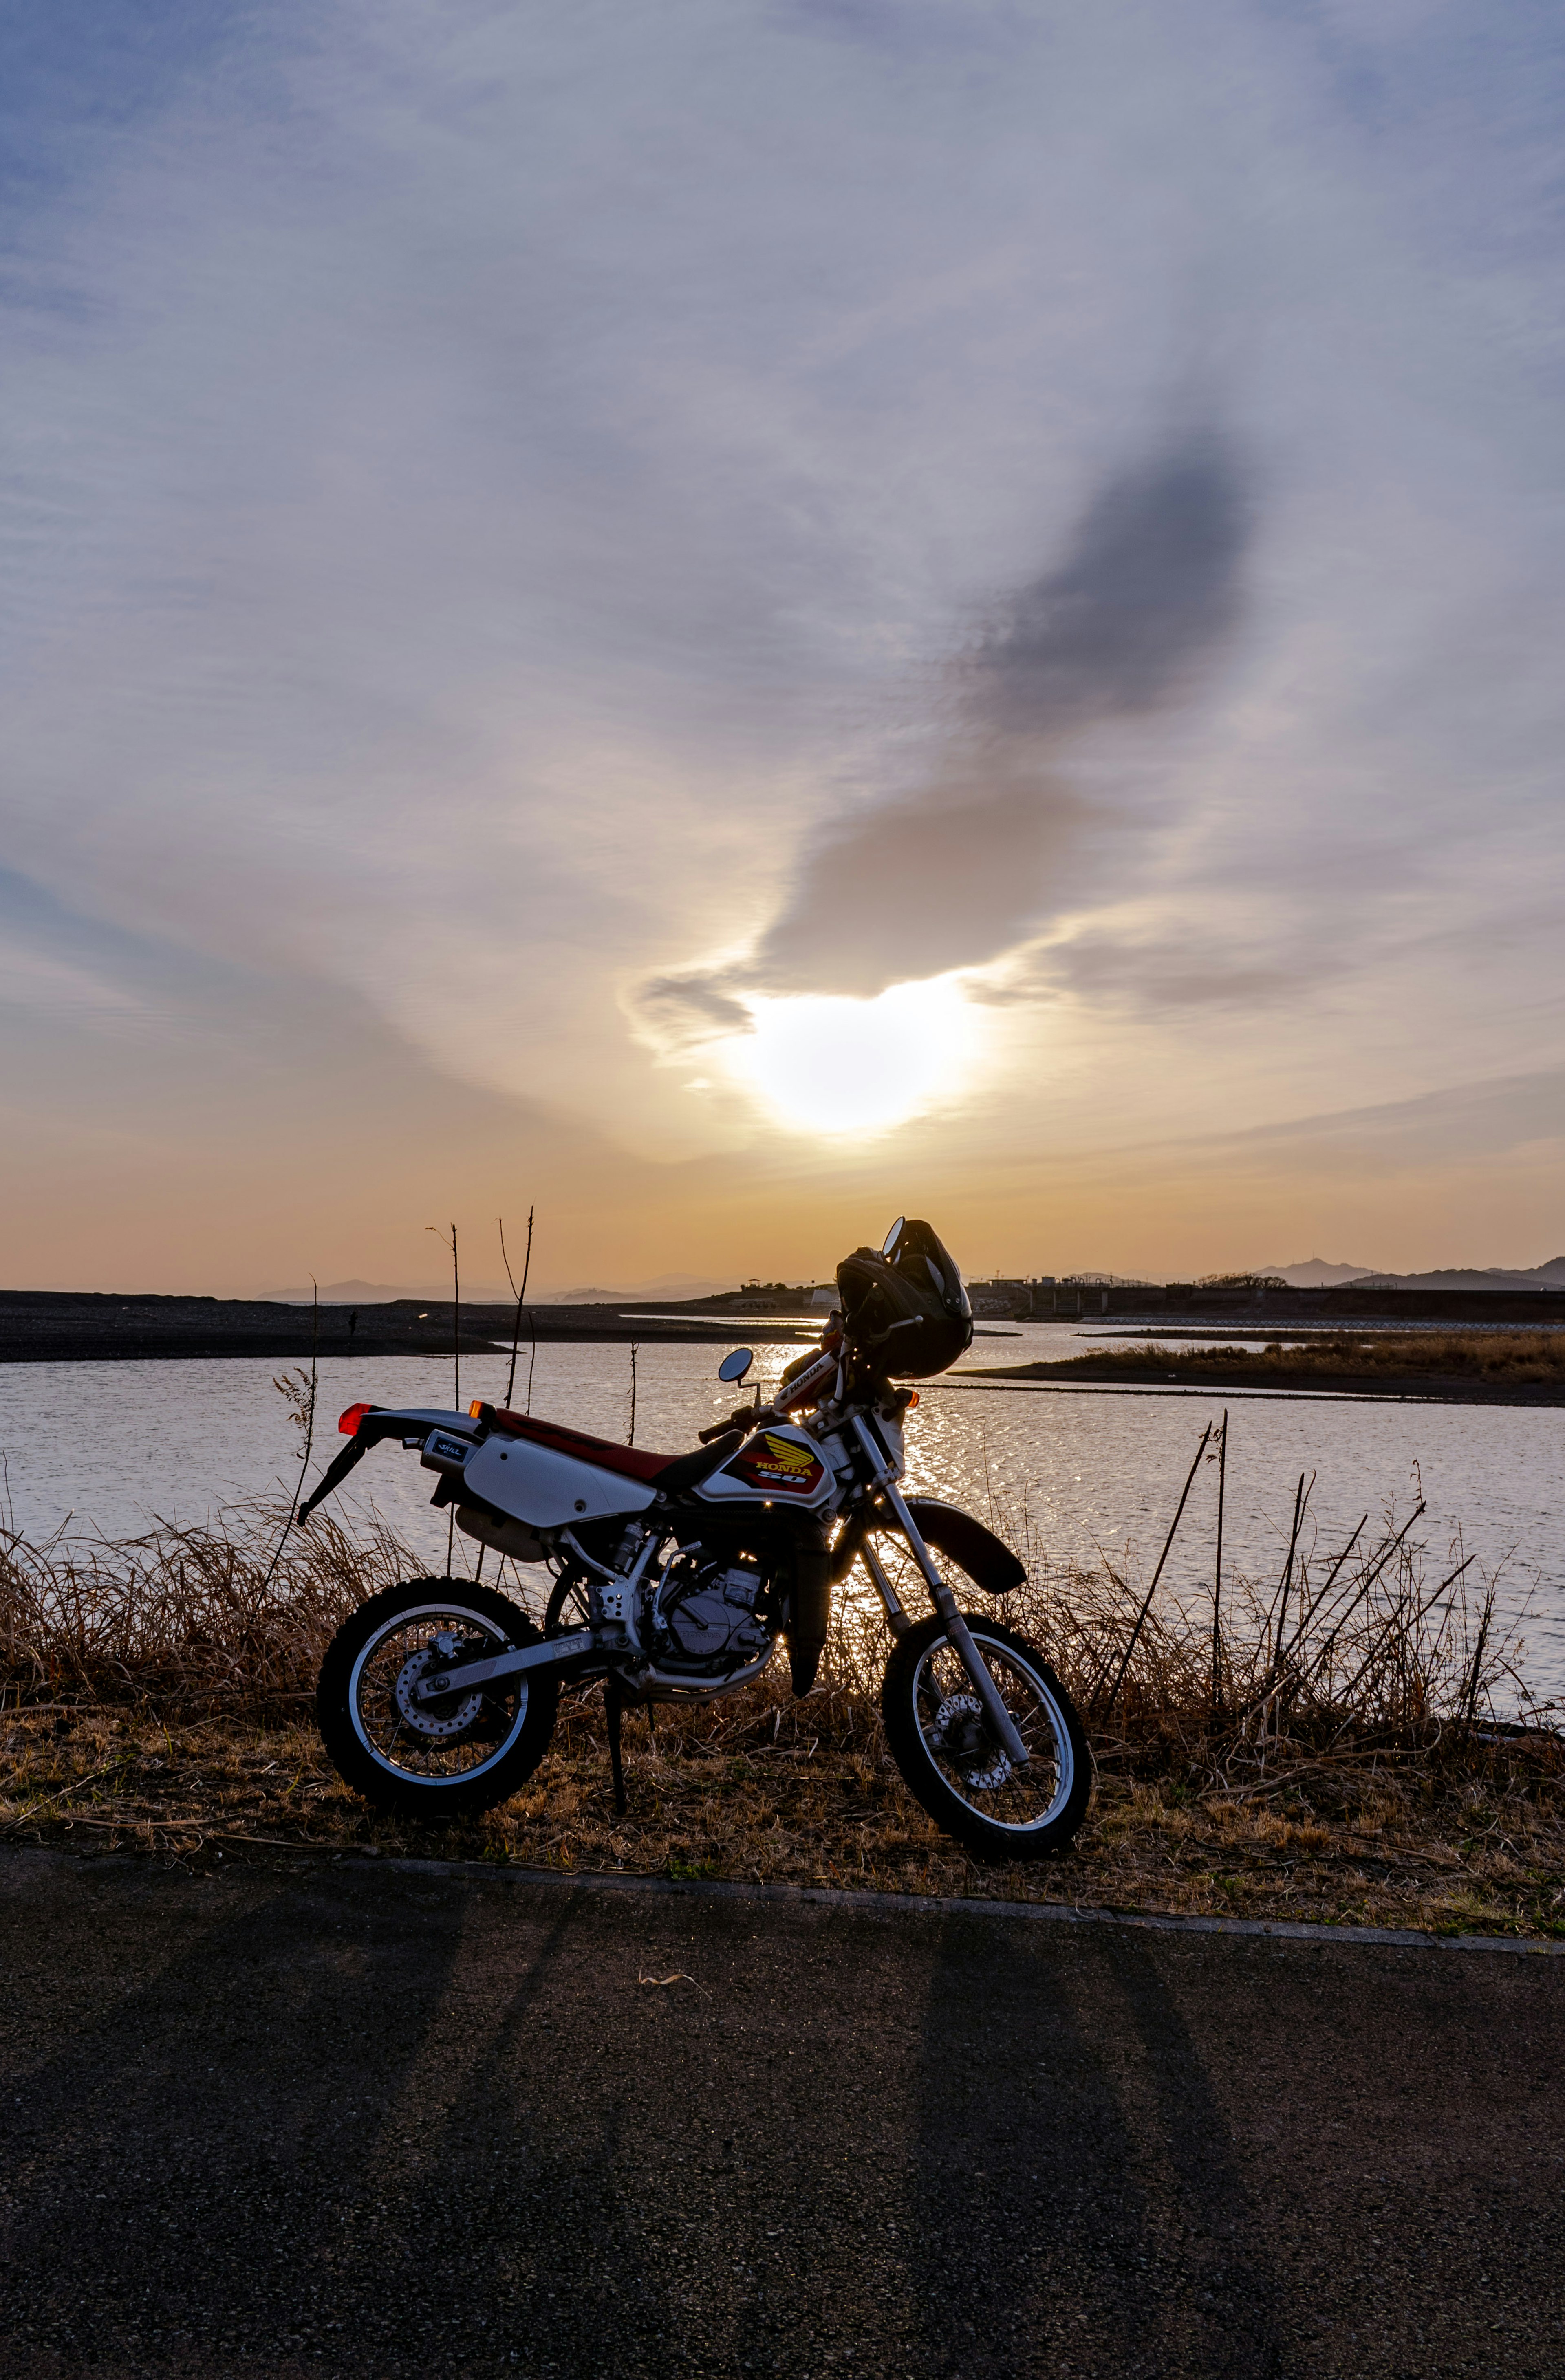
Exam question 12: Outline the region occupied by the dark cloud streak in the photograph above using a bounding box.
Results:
[973,438,1246,735]
[641,434,1250,1031]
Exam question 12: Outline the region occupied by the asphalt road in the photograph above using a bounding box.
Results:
[2,1852,1561,2379]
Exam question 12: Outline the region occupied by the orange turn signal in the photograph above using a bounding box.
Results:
[906,1391,920,1408]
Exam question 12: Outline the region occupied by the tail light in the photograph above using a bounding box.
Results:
[338,1401,372,1436]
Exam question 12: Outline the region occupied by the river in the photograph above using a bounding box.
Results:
[2,1325,1559,1702]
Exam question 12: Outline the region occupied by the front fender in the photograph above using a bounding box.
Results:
[902,1497,1027,1593]
[831,1497,1027,1592]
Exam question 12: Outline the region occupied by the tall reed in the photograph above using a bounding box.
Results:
[2,1480,1548,1799]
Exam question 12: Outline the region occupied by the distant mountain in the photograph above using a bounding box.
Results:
[534,1275,736,1306]
[1260,1256,1565,1292]
[1260,1259,1374,1287]
[1350,1261,1565,1293]
[259,1272,739,1307]
[260,1278,511,1306]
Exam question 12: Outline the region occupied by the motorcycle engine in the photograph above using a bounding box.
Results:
[655,1550,774,1670]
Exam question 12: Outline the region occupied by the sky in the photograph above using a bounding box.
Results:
[3,0,1564,1292]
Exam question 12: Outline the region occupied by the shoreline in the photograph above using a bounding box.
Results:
[958,1335,1565,1407]
[6,1295,1563,1409]
[0,1290,816,1366]
[943,1372,1565,1408]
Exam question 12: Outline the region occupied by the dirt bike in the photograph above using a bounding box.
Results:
[303,1218,1091,1862]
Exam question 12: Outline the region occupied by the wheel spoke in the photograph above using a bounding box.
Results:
[350,1604,529,1785]
[861,1526,1084,1841]
[910,1629,1074,1834]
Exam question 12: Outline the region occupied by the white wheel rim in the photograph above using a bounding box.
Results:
[348,1602,531,1786]
[910,1629,1075,1832]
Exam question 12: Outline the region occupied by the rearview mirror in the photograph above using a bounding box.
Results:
[717,1347,754,1384]
[881,1216,905,1259]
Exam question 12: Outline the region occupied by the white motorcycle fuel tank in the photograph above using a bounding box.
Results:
[691,1422,838,1513]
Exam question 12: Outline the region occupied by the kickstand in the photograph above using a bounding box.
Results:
[605,1678,627,1818]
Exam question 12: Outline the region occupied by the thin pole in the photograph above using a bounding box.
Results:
[1461,1571,1495,1726]
[1285,1513,1367,1667]
[426,1222,461,1409]
[500,1207,534,1410]
[1211,1409,1228,1714]
[426,1222,460,1574]
[450,1223,459,1570]
[261,1279,319,1594]
[1273,1470,1311,1669]
[628,1343,639,1446]
[295,1279,320,1526]
[1099,1421,1213,1719]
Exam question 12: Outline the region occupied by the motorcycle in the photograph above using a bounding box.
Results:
[304,1218,1091,1863]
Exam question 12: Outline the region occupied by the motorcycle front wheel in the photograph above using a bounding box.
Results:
[317,1578,559,1819]
[882,1613,1091,1863]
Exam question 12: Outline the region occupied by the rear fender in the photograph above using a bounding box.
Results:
[295,1406,474,1525]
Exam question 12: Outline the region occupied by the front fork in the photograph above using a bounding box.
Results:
[848,1422,1030,1769]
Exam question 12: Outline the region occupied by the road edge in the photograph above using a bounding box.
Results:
[323,1851,1565,1955]
[7,1842,1560,1954]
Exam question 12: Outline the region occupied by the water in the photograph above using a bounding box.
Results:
[2,1336,1560,1702]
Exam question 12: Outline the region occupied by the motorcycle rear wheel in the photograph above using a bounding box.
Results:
[882,1612,1091,1862]
[317,1578,559,1818]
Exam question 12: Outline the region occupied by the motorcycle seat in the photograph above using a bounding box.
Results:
[652,1429,746,1494]
[489,1408,742,1493]
[491,1407,671,1482]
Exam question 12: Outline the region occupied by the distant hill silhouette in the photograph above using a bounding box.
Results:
[1264,1256,1565,1293]
[260,1272,735,1307]
[260,1278,510,1306]
[533,1274,734,1305]
[1262,1258,1373,1287]
[1349,1260,1565,1292]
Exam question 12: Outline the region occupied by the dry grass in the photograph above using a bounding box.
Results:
[990,1330,1565,1389]
[2,1486,1561,1939]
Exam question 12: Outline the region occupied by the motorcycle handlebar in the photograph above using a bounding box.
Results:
[697,1338,846,1445]
[697,1412,751,1444]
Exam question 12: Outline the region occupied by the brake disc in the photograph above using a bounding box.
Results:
[394,1634,485,1740]
[931,1691,1012,1792]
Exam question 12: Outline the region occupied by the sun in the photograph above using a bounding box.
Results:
[727,978,974,1136]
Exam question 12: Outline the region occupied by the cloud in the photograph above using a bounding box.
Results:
[1219,1065,1565,1170]
[634,971,754,1044]
[1031,927,1300,1013]
[968,438,1247,736]
[640,435,1250,1026]
[0,865,212,1033]
[2,2,1564,1276]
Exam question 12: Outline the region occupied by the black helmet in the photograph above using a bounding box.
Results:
[835,1218,973,1380]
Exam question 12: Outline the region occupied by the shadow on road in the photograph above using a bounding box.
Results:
[2,1853,1560,2378]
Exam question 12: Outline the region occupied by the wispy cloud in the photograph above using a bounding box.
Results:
[637,434,1252,1044]
[734,435,1248,1002]
[2,2,1563,1281]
